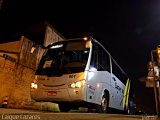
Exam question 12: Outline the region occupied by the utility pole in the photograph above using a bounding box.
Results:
[151,50,159,115]
[156,46,160,116]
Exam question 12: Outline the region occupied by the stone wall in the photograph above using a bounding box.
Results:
[19,36,45,70]
[44,25,64,47]
[0,23,65,108]
[8,65,35,108]
[0,36,44,108]
[0,57,35,108]
[0,58,15,106]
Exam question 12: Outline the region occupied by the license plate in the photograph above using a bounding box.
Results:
[47,91,57,96]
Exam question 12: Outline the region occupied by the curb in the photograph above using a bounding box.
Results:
[24,102,60,112]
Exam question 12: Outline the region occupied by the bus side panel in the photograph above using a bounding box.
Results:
[86,71,111,105]
[102,82,118,109]
[111,74,125,110]
[86,71,98,103]
[68,84,87,101]
[95,71,111,105]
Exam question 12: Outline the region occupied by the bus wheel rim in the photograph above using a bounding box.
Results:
[101,97,107,111]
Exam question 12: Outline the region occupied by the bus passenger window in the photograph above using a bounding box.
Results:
[97,44,110,71]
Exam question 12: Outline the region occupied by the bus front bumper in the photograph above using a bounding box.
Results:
[31,87,86,102]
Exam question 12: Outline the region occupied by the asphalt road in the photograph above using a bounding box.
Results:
[0,108,159,120]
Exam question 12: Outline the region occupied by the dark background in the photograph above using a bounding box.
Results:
[0,0,160,113]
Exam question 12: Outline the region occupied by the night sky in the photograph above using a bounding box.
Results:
[0,0,160,82]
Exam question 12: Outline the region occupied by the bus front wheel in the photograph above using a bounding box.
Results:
[96,94,109,113]
[58,103,70,112]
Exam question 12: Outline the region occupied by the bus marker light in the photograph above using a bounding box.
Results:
[51,44,63,49]
[83,37,88,40]
[97,83,100,88]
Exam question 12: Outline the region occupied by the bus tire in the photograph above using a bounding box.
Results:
[58,103,70,112]
[127,105,136,115]
[96,93,109,113]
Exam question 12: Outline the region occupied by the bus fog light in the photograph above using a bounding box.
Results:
[75,91,79,94]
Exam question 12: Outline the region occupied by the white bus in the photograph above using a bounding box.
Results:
[31,37,131,113]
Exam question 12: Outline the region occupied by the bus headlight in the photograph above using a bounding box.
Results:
[75,81,82,88]
[31,83,38,89]
[70,83,76,88]
[69,81,85,88]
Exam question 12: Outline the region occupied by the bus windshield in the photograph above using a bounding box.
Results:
[36,40,90,76]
